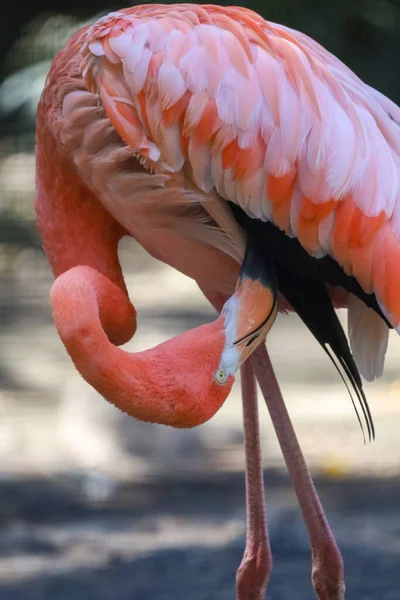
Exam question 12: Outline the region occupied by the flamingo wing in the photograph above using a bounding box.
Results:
[77,4,400,379]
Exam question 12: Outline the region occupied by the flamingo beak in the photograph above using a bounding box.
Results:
[214,240,278,384]
[215,276,277,383]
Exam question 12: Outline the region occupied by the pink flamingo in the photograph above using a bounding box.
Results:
[35,5,400,599]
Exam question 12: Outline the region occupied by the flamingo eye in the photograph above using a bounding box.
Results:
[215,369,227,385]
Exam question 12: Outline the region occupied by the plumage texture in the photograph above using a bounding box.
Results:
[40,4,400,380]
[77,5,400,336]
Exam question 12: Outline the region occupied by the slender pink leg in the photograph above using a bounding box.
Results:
[236,360,272,600]
[251,344,345,600]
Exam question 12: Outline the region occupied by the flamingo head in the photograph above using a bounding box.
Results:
[215,249,278,384]
[51,267,235,429]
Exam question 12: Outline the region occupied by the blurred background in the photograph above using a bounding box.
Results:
[0,1,400,598]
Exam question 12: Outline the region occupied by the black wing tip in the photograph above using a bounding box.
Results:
[324,345,375,443]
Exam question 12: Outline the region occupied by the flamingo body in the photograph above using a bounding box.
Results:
[40,3,400,381]
[35,5,400,599]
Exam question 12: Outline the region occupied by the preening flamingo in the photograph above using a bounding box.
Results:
[35,4,400,599]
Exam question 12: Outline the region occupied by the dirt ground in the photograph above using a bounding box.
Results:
[0,473,399,599]
[0,243,399,599]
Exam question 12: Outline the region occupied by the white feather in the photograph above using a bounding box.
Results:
[129,47,152,94]
[180,46,209,93]
[157,63,186,110]
[389,188,400,238]
[265,127,291,177]
[123,25,148,72]
[109,27,135,58]
[348,294,389,382]
[88,41,105,57]
[237,167,265,218]
[188,137,213,192]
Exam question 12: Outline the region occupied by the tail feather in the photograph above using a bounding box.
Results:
[228,203,377,440]
[348,294,389,382]
[275,264,375,441]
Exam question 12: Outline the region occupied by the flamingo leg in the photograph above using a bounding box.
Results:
[236,359,272,600]
[251,344,345,600]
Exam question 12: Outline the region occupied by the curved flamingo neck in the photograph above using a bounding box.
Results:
[36,89,233,428]
[35,125,134,344]
[51,266,233,428]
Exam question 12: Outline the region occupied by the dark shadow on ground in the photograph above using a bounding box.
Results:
[0,471,399,599]
[2,538,399,600]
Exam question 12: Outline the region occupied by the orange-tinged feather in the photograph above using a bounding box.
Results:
[233,142,265,180]
[147,52,163,80]
[267,168,297,204]
[372,227,388,314]
[333,197,387,287]
[272,193,292,232]
[332,197,355,240]
[137,91,151,133]
[197,26,220,60]
[348,207,363,249]
[163,90,191,126]
[266,168,297,231]
[220,34,249,79]
[191,99,218,143]
[297,217,320,254]
[98,70,115,97]
[180,131,189,159]
[300,196,335,222]
[116,100,141,129]
[316,200,337,222]
[350,244,374,294]
[382,225,400,326]
[237,13,276,53]
[348,207,385,248]
[222,140,239,170]
[331,196,354,274]
[297,196,336,253]
[98,89,141,147]
[211,13,253,63]
[103,37,120,64]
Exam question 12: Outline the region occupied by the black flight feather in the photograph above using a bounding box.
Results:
[229,204,376,441]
